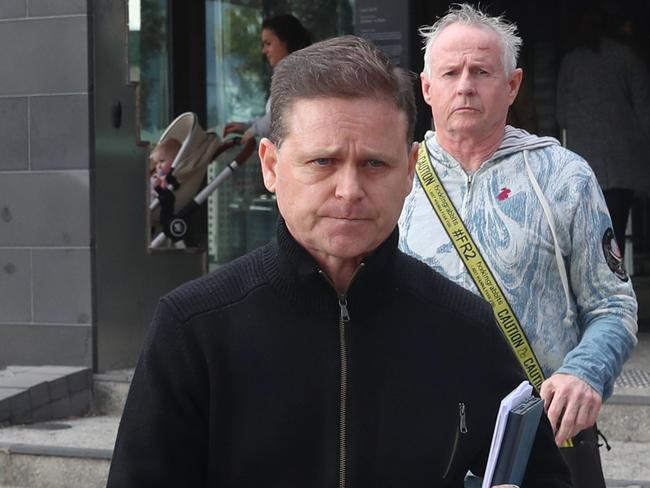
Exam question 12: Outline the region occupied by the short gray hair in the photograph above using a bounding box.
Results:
[420,3,522,77]
[269,35,416,148]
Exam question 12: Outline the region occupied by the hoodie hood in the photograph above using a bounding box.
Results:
[493,126,560,159]
[425,125,560,165]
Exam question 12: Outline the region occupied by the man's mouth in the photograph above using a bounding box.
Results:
[324,215,370,222]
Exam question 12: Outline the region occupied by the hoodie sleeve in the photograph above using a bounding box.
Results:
[554,155,638,399]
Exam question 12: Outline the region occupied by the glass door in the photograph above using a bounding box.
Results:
[205,0,354,266]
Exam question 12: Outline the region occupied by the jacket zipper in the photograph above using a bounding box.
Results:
[318,264,364,488]
[338,294,349,488]
[442,402,467,479]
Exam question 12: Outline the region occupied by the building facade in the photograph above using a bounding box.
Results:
[1,0,648,371]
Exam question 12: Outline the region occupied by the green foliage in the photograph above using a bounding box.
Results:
[135,0,168,139]
[222,7,268,118]
[264,0,354,41]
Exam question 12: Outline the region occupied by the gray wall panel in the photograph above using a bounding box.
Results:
[0,16,87,95]
[0,250,31,323]
[0,324,91,366]
[31,95,90,170]
[0,171,90,247]
[29,0,87,16]
[0,7,92,369]
[0,0,26,19]
[0,97,28,170]
[32,249,91,324]
[93,1,206,371]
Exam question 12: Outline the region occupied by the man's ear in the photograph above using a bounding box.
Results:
[259,137,278,193]
[420,71,432,106]
[507,68,524,106]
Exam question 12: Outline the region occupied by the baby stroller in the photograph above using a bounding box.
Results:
[149,112,256,248]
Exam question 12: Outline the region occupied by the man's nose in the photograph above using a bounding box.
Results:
[456,70,475,95]
[335,164,365,201]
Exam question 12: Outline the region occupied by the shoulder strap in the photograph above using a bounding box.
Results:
[415,142,575,447]
[415,142,546,391]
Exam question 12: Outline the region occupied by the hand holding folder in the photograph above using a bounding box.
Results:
[482,381,544,488]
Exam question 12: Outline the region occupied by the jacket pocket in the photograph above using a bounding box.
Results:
[442,402,468,479]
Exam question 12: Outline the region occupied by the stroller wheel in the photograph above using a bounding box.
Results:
[169,218,188,239]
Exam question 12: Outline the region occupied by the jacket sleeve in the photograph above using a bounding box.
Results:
[106,299,209,487]
[555,162,638,399]
[470,315,572,487]
[249,98,272,138]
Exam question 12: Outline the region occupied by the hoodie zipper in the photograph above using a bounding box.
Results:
[318,264,364,488]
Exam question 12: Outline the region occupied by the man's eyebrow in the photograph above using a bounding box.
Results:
[284,144,341,161]
[434,63,459,73]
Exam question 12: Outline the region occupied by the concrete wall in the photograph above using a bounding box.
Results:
[0,1,206,371]
[0,1,94,366]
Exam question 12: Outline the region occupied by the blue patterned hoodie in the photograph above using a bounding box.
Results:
[399,126,638,399]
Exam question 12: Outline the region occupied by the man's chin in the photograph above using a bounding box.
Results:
[324,234,384,259]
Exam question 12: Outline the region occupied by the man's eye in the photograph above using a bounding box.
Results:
[311,158,332,166]
[366,159,385,168]
[442,71,456,77]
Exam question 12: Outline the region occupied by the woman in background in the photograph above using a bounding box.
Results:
[223,14,312,143]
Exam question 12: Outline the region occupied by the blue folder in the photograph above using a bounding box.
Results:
[491,395,544,485]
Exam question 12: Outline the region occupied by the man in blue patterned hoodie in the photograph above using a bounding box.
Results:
[399,4,638,487]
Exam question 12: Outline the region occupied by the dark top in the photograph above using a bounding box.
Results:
[557,37,650,193]
[107,220,571,487]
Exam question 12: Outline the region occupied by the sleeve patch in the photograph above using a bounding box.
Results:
[602,228,629,282]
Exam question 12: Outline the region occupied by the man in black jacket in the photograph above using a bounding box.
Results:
[107,36,571,487]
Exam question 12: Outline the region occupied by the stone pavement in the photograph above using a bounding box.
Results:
[600,330,650,487]
[0,366,92,426]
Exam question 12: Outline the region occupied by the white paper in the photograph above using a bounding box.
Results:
[481,380,533,488]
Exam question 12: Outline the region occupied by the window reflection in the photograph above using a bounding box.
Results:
[205,0,354,267]
[128,0,171,144]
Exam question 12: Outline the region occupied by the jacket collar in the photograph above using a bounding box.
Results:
[263,218,400,315]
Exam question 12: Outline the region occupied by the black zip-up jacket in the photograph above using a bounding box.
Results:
[108,221,571,487]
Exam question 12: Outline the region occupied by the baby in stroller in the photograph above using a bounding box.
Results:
[149,138,181,203]
[149,112,256,248]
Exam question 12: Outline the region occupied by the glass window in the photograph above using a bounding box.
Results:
[128,0,171,144]
[205,0,354,266]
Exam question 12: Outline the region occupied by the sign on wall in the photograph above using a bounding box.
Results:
[355,1,410,67]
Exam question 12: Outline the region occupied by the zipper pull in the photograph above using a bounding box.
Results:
[459,402,468,434]
[339,295,350,322]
